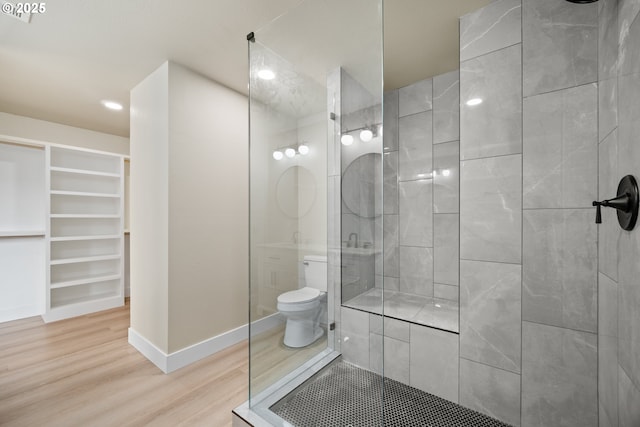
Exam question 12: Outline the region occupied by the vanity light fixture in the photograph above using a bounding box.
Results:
[273,150,284,160]
[101,100,123,111]
[298,144,309,155]
[466,98,483,106]
[257,69,275,80]
[359,129,373,142]
[341,134,354,146]
[285,148,296,158]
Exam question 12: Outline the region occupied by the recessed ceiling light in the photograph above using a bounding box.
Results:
[102,100,123,111]
[466,98,483,106]
[257,69,275,80]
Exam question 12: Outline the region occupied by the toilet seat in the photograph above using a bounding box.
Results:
[278,287,320,304]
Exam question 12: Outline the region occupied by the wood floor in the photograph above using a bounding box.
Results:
[0,301,248,427]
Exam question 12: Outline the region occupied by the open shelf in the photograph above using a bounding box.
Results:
[50,214,120,219]
[50,254,120,265]
[50,166,120,178]
[0,230,46,237]
[50,274,121,289]
[51,234,120,242]
[51,190,120,198]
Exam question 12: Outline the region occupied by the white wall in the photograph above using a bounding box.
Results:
[130,62,170,352]
[0,112,129,155]
[167,62,248,353]
[130,61,248,359]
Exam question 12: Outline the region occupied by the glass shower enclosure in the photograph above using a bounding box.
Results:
[246,0,384,424]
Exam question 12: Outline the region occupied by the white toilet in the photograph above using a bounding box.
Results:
[277,255,327,348]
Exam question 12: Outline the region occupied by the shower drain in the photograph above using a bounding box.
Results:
[271,360,513,427]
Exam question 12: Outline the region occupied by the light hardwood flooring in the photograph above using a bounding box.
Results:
[0,301,248,427]
[249,324,327,396]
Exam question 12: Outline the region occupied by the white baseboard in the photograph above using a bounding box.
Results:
[0,305,42,323]
[129,313,284,374]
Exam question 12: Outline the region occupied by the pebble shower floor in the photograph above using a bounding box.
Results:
[271,360,512,427]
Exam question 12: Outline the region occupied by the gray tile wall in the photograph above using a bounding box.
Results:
[459,2,523,424]
[520,1,599,425]
[598,0,640,425]
[390,70,460,306]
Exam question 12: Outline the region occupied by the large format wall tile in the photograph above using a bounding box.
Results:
[522,83,597,209]
[383,214,399,278]
[410,325,459,403]
[460,154,522,264]
[433,141,459,214]
[383,90,399,152]
[383,151,398,215]
[399,246,433,297]
[399,179,432,247]
[599,334,619,427]
[611,73,640,392]
[341,307,370,369]
[521,322,597,427]
[618,227,640,393]
[619,0,640,76]
[619,366,640,427]
[460,0,522,62]
[460,358,521,426]
[599,77,618,143]
[600,0,619,80]
[523,209,597,333]
[617,72,640,181]
[398,111,433,181]
[460,260,521,373]
[384,336,410,384]
[461,45,522,160]
[434,214,459,286]
[598,130,620,281]
[599,273,618,339]
[433,71,460,144]
[434,283,458,302]
[522,0,598,97]
[399,79,432,117]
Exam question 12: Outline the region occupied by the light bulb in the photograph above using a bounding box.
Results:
[257,69,275,80]
[341,134,354,146]
[298,144,309,155]
[285,148,296,158]
[273,150,283,160]
[466,98,483,106]
[442,169,451,177]
[360,129,373,142]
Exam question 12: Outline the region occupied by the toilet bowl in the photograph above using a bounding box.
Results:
[277,255,327,348]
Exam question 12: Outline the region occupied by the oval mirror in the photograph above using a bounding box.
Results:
[342,152,382,218]
[276,166,317,218]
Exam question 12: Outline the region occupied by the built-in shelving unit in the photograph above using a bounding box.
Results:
[44,146,124,322]
[0,141,46,322]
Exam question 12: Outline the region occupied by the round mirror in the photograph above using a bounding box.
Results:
[342,152,382,218]
[276,166,317,218]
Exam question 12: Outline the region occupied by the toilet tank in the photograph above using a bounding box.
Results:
[303,255,327,292]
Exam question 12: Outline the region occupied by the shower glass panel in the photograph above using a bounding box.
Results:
[247,0,384,422]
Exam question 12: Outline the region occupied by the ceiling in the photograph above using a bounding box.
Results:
[0,0,490,138]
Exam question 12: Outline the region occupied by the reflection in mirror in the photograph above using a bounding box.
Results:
[341,153,381,219]
[341,66,461,334]
[276,166,317,218]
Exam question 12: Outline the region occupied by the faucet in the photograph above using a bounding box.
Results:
[348,232,358,248]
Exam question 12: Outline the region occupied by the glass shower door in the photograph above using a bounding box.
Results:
[247,0,384,424]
